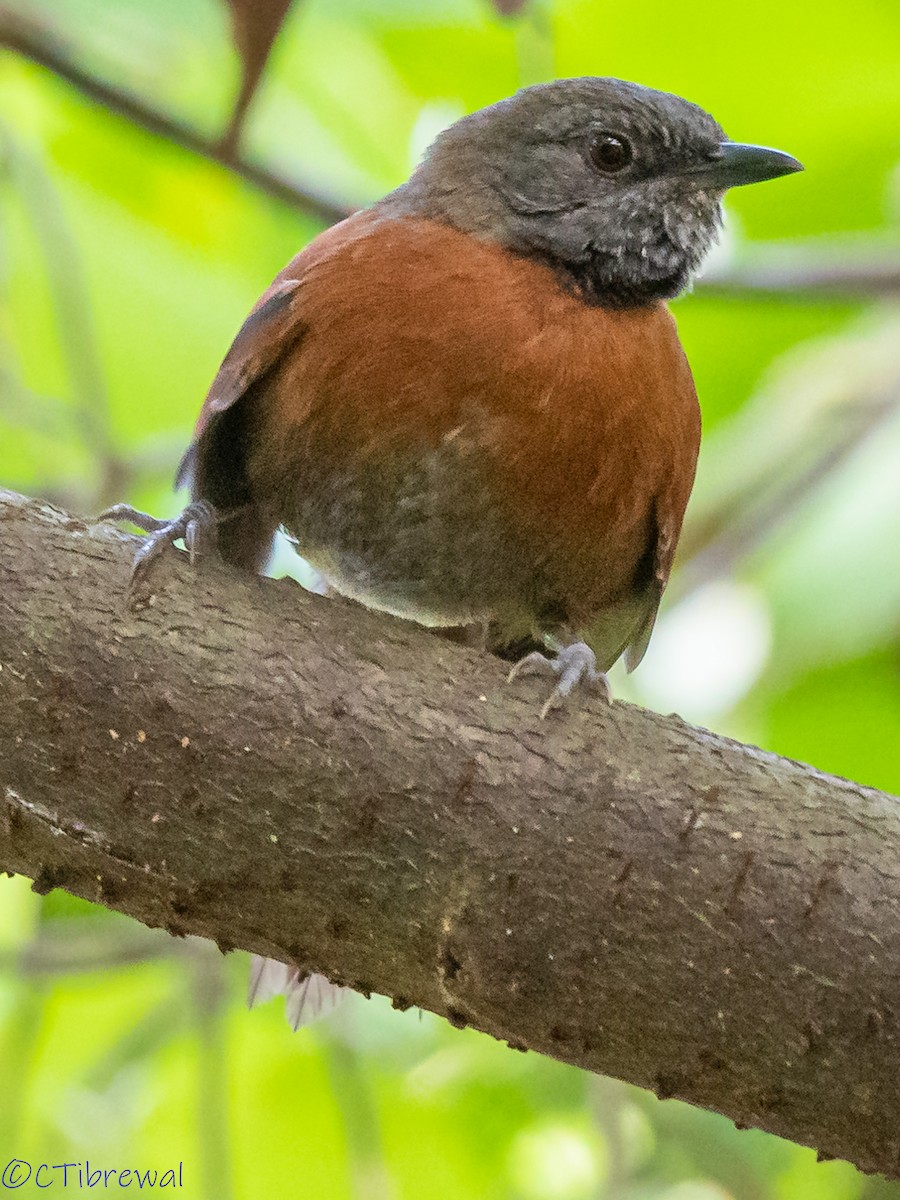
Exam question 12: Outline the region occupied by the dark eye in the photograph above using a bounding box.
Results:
[589,132,633,173]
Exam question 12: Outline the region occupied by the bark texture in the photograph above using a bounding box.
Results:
[1,488,899,1176]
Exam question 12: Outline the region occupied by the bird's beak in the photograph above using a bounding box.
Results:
[686,142,804,189]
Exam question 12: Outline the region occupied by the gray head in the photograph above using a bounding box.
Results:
[385,78,801,307]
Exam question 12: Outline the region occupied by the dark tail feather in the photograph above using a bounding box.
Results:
[177,414,277,573]
[209,504,277,573]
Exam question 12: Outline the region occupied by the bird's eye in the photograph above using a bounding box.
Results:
[589,132,633,173]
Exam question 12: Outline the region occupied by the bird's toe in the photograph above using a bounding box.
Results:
[509,640,611,719]
[99,499,220,595]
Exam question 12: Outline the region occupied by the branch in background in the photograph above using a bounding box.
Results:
[0,6,350,226]
[699,250,900,299]
[2,4,899,297]
[3,488,900,1178]
[2,926,189,977]
[674,384,900,597]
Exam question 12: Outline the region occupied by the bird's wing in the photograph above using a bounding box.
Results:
[171,273,308,570]
[177,207,381,497]
[623,500,680,673]
[174,209,381,568]
[583,498,685,675]
[175,276,305,492]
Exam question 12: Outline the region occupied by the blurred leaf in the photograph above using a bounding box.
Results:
[507,1116,607,1199]
[220,0,295,154]
[763,649,900,794]
[491,0,531,13]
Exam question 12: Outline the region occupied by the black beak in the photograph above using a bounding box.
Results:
[687,142,804,189]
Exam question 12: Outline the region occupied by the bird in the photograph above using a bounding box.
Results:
[103,76,800,1023]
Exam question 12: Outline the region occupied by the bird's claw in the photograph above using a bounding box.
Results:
[508,641,611,719]
[98,499,219,596]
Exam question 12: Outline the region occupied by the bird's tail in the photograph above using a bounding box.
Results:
[248,956,347,1030]
[177,416,278,575]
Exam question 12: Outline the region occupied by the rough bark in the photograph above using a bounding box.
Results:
[1,488,899,1177]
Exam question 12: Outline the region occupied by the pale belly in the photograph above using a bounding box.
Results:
[282,439,555,636]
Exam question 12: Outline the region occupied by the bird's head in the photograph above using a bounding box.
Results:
[388,77,801,306]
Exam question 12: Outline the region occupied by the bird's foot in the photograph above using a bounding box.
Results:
[508,640,611,719]
[98,500,219,596]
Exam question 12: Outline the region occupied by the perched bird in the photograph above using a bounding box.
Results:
[104,76,800,1022]
[113,76,800,708]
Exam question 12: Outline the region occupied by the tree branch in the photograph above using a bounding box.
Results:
[2,487,900,1178]
[699,246,900,299]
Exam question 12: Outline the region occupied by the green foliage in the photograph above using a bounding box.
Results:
[1,0,899,1195]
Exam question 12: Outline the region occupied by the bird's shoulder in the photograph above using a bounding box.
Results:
[186,209,383,449]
